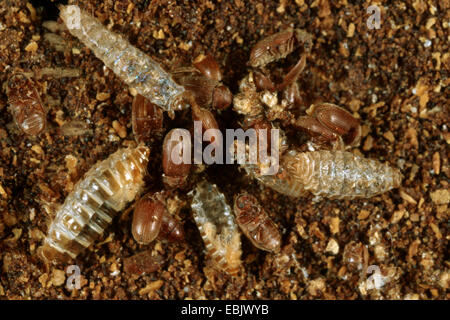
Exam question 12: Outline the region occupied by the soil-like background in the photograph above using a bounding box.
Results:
[0,0,448,299]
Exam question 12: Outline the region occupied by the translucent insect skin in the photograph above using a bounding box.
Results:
[40,145,150,264]
[60,5,185,114]
[6,72,46,135]
[248,150,402,200]
[190,181,242,276]
[234,193,281,252]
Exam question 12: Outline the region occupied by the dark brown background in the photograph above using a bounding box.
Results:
[0,0,448,299]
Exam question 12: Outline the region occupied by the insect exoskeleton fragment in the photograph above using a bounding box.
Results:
[247,149,403,200]
[59,5,186,116]
[6,71,47,135]
[40,145,150,264]
[190,181,242,276]
[233,192,281,253]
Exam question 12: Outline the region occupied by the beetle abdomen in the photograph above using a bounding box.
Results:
[41,146,149,264]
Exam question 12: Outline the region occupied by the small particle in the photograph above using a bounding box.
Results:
[430,189,450,205]
[325,238,339,255]
[96,92,110,101]
[400,190,417,205]
[0,183,8,198]
[179,41,192,51]
[139,280,163,295]
[347,23,355,37]
[405,127,419,148]
[423,39,432,47]
[426,18,437,29]
[112,120,127,138]
[25,41,38,53]
[358,209,370,220]
[390,209,405,224]
[126,2,135,14]
[51,269,66,287]
[72,48,81,55]
[38,273,48,287]
[276,0,287,13]
[65,155,78,176]
[374,244,387,262]
[432,152,440,174]
[307,278,326,296]
[407,240,420,262]
[31,144,44,155]
[329,217,340,234]
[153,29,165,40]
[429,223,442,240]
[18,11,31,23]
[26,3,37,21]
[363,135,374,151]
[383,131,395,143]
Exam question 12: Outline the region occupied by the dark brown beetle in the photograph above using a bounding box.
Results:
[295,103,361,148]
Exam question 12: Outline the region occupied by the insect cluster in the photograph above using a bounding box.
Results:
[5,5,403,278]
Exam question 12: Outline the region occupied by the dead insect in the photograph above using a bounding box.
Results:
[190,181,242,276]
[233,192,281,252]
[40,145,150,264]
[172,54,233,111]
[60,5,186,116]
[6,72,46,135]
[294,103,361,149]
[248,149,402,200]
[191,101,222,150]
[123,249,165,275]
[132,192,184,245]
[60,5,232,118]
[162,129,192,189]
[248,28,312,68]
[132,94,164,143]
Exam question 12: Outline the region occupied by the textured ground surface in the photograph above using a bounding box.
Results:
[0,0,448,299]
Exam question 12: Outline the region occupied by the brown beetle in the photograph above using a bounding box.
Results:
[132,192,184,245]
[162,128,192,189]
[6,72,46,135]
[233,192,281,253]
[172,54,232,111]
[294,103,361,148]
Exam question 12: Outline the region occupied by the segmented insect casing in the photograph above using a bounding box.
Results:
[234,193,281,252]
[6,72,46,135]
[248,28,312,68]
[190,181,242,276]
[252,150,402,199]
[60,5,185,114]
[41,145,150,264]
